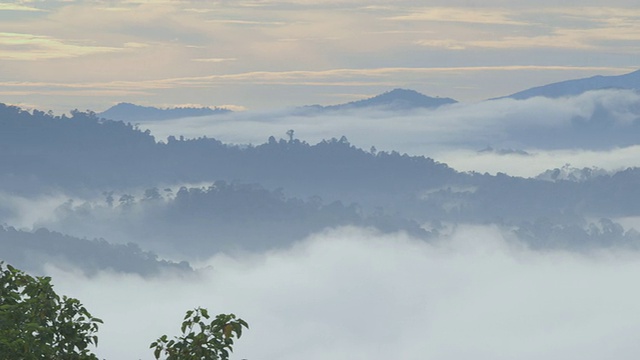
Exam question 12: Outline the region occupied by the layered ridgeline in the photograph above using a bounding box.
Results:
[3,97,640,275]
[0,225,191,277]
[98,103,231,122]
[500,69,640,100]
[0,103,458,203]
[47,182,431,259]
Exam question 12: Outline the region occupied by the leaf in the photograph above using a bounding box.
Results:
[223,324,233,339]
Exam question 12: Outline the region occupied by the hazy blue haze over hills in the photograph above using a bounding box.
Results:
[48,182,431,258]
[96,70,639,120]
[0,225,192,276]
[4,71,640,274]
[2,101,640,225]
[99,89,457,121]
[107,81,640,151]
[98,102,231,122]
[0,103,459,204]
[501,69,640,100]
[298,88,457,113]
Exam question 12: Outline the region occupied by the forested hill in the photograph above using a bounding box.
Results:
[0,103,459,205]
[5,103,640,224]
[98,102,231,122]
[0,225,191,277]
[4,103,640,251]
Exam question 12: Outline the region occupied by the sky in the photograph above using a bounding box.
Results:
[0,0,639,113]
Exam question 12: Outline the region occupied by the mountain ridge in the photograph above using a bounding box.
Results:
[499,69,640,100]
[98,102,231,122]
[299,88,458,113]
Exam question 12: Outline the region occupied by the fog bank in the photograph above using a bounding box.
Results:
[138,89,640,177]
[48,226,640,360]
[434,146,640,178]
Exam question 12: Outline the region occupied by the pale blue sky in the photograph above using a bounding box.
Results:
[0,0,638,112]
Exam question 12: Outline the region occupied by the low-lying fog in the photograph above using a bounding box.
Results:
[139,89,640,177]
[49,226,640,360]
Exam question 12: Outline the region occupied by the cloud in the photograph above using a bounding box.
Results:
[0,192,77,230]
[133,89,640,175]
[0,32,122,60]
[547,6,640,22]
[0,65,630,92]
[128,89,640,177]
[0,3,45,12]
[464,27,640,50]
[387,7,530,26]
[45,225,640,360]
[206,19,287,26]
[191,57,237,63]
[409,6,640,51]
[1,0,637,112]
[434,146,640,178]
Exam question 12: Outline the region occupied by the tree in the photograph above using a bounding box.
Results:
[143,187,163,202]
[0,262,102,359]
[150,307,248,360]
[118,194,135,208]
[103,191,114,207]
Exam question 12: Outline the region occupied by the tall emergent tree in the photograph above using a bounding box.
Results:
[151,307,248,360]
[0,262,102,359]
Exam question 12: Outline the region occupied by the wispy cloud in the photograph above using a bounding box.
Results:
[0,32,122,60]
[388,7,530,26]
[191,57,237,63]
[206,19,287,26]
[1,1,638,111]
[0,3,45,12]
[0,65,631,97]
[139,66,631,88]
[416,27,640,51]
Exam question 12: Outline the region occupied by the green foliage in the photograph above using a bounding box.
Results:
[0,262,102,359]
[150,308,248,360]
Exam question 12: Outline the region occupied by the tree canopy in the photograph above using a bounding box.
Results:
[0,262,102,359]
[151,307,248,360]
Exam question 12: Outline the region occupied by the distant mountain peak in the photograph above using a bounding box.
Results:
[341,88,457,109]
[500,69,640,100]
[299,88,457,114]
[376,88,428,98]
[98,103,231,122]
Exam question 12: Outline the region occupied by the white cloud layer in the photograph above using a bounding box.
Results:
[435,146,640,178]
[137,89,640,177]
[47,226,640,360]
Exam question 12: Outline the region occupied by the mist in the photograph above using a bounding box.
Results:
[47,226,640,360]
[434,146,640,178]
[138,89,640,176]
